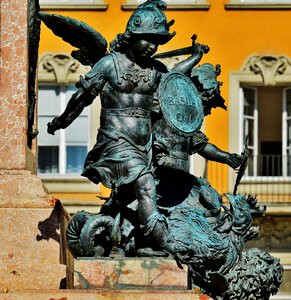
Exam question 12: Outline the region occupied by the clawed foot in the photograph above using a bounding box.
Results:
[136,247,168,257]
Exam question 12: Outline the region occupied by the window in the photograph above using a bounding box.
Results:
[136,0,196,3]
[283,88,291,177]
[38,85,89,176]
[122,0,210,10]
[39,0,108,10]
[241,87,258,176]
[240,0,291,2]
[37,53,102,200]
[240,86,291,177]
[225,0,291,9]
[229,55,291,180]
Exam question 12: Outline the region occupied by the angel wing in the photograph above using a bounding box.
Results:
[38,12,108,67]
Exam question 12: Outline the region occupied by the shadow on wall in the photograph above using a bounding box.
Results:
[36,200,61,243]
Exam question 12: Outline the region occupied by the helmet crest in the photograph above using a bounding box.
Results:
[125,0,175,45]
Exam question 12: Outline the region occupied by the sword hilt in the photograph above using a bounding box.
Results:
[191,34,209,54]
[153,34,209,59]
[191,34,198,44]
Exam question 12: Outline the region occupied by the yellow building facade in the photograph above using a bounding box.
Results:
[38,0,291,203]
[38,0,291,293]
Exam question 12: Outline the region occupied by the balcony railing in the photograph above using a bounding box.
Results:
[246,154,291,177]
[206,155,291,204]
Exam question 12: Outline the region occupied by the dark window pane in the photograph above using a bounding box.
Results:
[288,119,291,147]
[247,149,254,176]
[66,146,87,173]
[243,87,255,116]
[286,89,291,115]
[243,118,254,147]
[38,146,59,173]
[287,150,291,176]
[259,142,282,176]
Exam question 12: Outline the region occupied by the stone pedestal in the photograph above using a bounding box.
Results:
[0,0,66,292]
[2,290,213,300]
[72,258,189,290]
[62,258,213,300]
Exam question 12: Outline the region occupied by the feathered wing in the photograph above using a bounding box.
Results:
[39,12,108,67]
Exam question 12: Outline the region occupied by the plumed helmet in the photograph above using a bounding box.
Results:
[125,0,175,45]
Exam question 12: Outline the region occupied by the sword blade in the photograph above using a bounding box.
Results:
[153,46,193,59]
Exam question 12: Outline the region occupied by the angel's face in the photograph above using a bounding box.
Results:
[131,37,159,58]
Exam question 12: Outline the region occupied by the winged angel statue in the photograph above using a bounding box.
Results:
[39,0,282,298]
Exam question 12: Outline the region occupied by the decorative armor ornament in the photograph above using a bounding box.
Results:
[158,72,204,136]
[125,0,175,44]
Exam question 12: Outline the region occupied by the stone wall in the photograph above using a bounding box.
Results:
[0,0,66,292]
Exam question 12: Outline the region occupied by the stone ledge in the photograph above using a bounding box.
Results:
[0,289,213,300]
[40,4,108,10]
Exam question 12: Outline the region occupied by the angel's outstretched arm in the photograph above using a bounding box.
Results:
[198,143,243,170]
[47,58,109,135]
[47,87,94,135]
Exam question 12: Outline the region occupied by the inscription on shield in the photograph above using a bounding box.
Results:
[158,72,204,136]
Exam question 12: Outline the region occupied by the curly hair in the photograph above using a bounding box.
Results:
[109,32,133,53]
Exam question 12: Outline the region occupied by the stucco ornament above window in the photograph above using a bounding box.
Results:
[226,0,291,9]
[39,0,108,10]
[122,0,210,10]
[38,53,90,84]
[241,55,291,85]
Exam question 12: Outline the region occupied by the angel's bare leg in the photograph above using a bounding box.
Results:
[134,173,171,249]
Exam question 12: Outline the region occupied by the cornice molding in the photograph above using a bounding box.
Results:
[240,54,291,85]
[121,1,210,10]
[225,1,291,10]
[40,2,108,10]
[38,53,90,84]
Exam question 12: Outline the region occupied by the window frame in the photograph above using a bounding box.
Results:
[238,84,291,180]
[39,0,108,10]
[38,83,90,178]
[228,55,291,194]
[37,53,102,196]
[283,87,291,177]
[240,86,259,177]
[225,0,291,10]
[121,0,210,10]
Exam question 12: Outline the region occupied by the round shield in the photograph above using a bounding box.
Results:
[158,72,204,136]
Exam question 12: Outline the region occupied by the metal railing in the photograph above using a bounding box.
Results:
[247,155,291,177]
[206,155,291,204]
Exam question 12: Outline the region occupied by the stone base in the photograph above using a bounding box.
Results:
[0,170,54,208]
[0,206,66,291]
[1,290,213,300]
[72,258,189,290]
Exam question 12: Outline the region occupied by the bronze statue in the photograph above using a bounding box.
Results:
[41,0,207,254]
[39,0,283,298]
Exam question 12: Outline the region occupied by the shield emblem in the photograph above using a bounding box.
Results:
[158,72,204,136]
